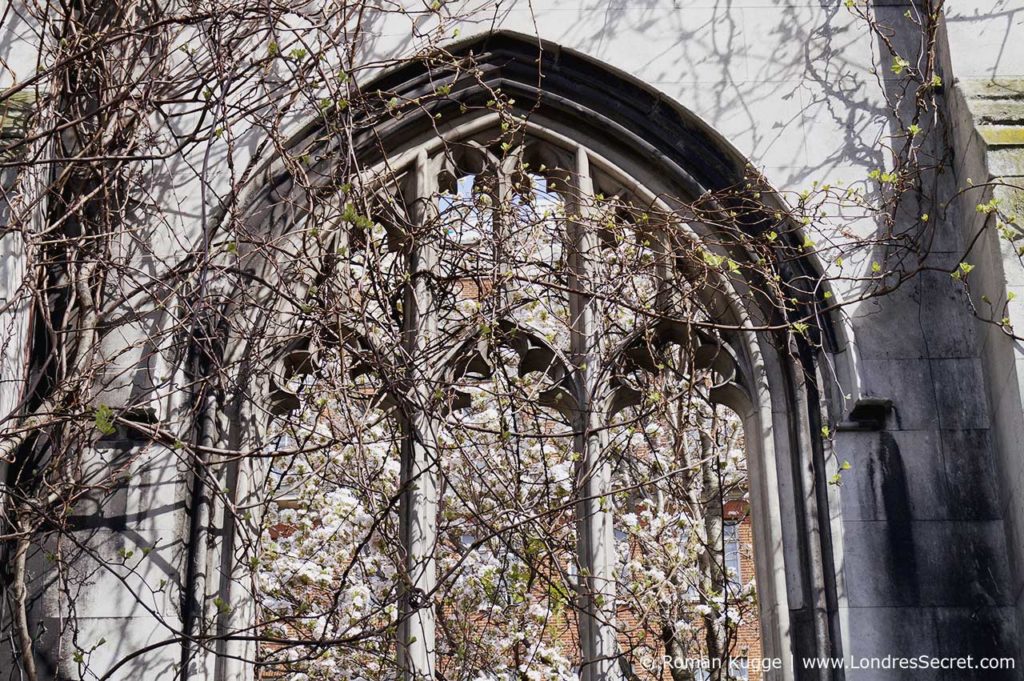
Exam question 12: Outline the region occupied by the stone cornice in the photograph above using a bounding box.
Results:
[959,78,1024,150]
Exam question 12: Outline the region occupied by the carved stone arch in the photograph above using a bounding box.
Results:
[442,318,579,417]
[605,320,749,419]
[262,319,395,417]
[191,30,854,681]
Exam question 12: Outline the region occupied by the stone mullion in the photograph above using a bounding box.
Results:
[491,151,519,310]
[652,220,678,315]
[569,147,621,681]
[397,151,440,681]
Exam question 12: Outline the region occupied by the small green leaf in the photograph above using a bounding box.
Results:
[976,197,1000,214]
[701,250,725,268]
[94,404,116,436]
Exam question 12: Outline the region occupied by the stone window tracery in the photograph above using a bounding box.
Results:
[260,128,754,681]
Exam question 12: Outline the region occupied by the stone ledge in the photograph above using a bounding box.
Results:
[981,127,1024,148]
[960,78,1024,149]
[0,90,32,137]
[0,90,33,164]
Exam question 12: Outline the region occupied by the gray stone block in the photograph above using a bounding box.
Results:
[841,606,941,681]
[913,520,1011,608]
[836,430,951,521]
[940,429,1002,521]
[62,615,183,681]
[932,358,992,430]
[841,519,1009,608]
[859,359,939,431]
[918,271,980,359]
[935,607,1019,681]
[850,287,930,361]
[843,520,922,608]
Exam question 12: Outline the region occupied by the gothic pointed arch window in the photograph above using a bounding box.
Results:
[233,33,844,681]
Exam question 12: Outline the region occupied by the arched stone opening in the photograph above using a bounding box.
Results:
[200,32,848,681]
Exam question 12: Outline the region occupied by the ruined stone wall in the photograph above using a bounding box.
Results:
[1,1,1023,679]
